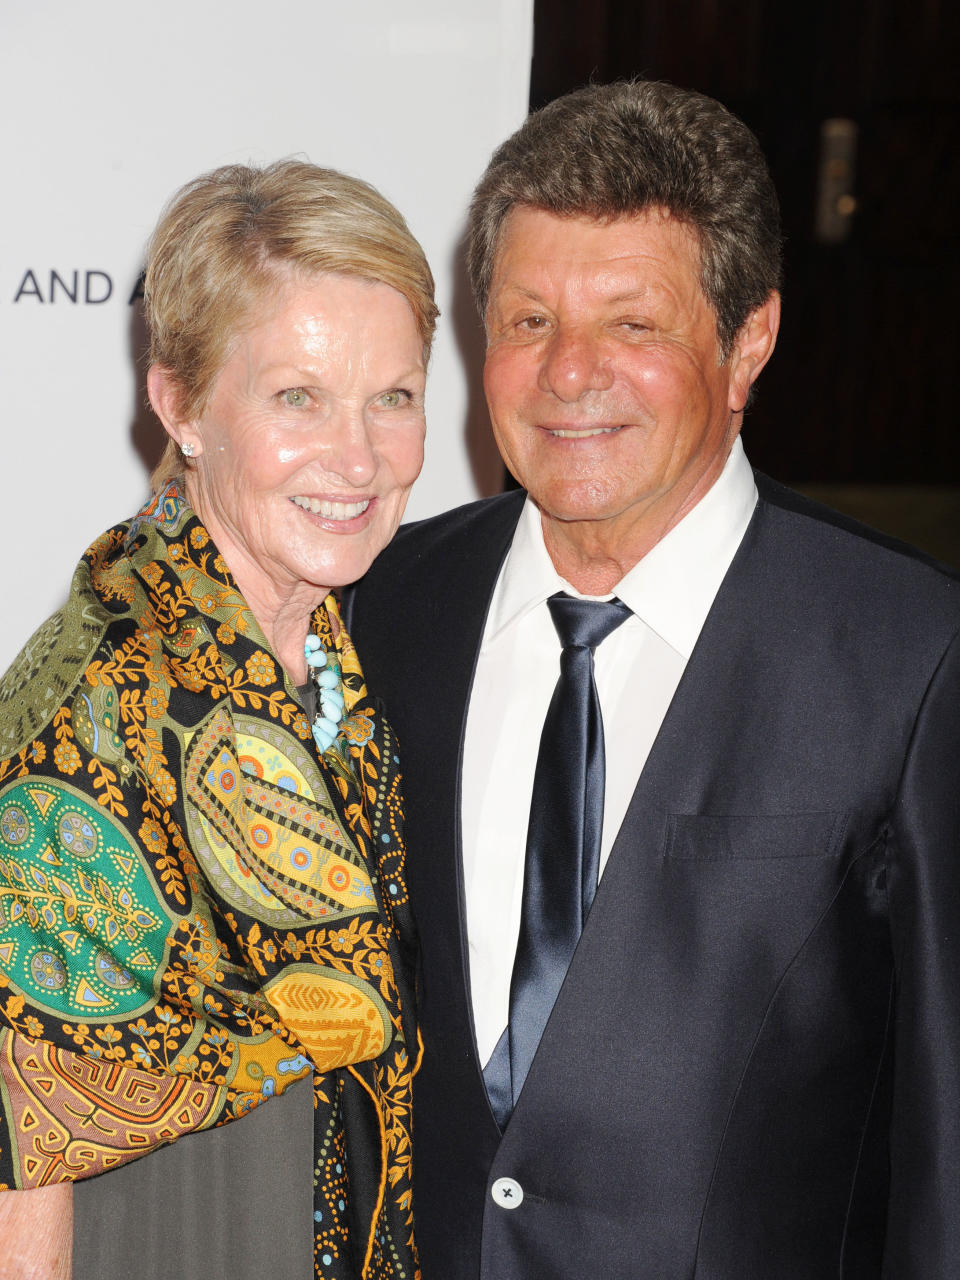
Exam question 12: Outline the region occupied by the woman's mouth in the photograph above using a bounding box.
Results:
[291,496,371,520]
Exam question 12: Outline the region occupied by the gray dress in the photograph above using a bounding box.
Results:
[73,678,323,1278]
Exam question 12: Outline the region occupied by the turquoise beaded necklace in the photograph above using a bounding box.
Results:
[304,633,345,752]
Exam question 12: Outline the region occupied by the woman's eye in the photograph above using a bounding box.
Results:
[378,389,409,409]
[282,388,309,408]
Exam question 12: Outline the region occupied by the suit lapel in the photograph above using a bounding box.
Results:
[597,499,769,873]
[347,493,526,1075]
[505,501,773,1122]
[417,498,526,1057]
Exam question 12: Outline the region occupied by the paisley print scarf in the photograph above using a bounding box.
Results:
[0,484,419,1279]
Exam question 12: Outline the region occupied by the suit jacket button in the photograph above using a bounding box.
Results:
[491,1177,524,1209]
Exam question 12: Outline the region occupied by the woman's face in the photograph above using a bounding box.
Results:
[170,272,426,611]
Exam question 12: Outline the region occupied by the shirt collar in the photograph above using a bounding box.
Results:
[486,436,757,659]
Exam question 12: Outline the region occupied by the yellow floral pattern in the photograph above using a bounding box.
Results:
[0,484,418,1279]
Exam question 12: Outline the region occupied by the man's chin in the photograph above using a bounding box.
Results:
[529,488,635,528]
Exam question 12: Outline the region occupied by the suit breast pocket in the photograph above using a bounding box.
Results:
[664,811,849,861]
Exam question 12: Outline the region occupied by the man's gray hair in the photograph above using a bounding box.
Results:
[468,80,782,356]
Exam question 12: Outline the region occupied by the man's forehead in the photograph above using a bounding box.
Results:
[490,205,704,293]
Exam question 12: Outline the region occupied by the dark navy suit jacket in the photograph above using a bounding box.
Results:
[344,475,960,1279]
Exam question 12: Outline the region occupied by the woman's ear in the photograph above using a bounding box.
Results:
[147,365,202,457]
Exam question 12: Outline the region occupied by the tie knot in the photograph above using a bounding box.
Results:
[547,593,631,651]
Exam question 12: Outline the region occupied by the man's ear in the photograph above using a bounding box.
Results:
[147,365,203,457]
[727,291,781,413]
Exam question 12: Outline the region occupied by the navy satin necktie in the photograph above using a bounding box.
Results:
[483,593,631,1129]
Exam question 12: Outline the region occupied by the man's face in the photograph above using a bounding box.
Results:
[483,207,771,579]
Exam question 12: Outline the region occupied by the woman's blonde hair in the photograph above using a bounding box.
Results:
[145,159,438,488]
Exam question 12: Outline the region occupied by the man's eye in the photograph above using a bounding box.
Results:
[282,388,309,407]
[379,389,410,409]
[518,315,547,331]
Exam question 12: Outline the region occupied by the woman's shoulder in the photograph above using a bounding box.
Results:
[0,531,134,764]
[0,488,196,764]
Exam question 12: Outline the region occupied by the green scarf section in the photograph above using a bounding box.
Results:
[0,484,419,1279]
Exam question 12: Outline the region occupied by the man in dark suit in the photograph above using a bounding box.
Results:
[345,81,960,1278]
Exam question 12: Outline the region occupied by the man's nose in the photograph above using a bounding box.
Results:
[538,327,614,401]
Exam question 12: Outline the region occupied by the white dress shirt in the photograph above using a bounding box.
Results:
[461,437,758,1066]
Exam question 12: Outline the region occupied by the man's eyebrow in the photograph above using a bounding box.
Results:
[495,285,661,302]
[604,286,664,305]
[494,285,546,303]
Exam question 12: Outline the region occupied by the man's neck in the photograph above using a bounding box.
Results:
[540,453,732,594]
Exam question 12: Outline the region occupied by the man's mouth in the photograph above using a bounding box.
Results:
[291,496,371,520]
[545,425,623,439]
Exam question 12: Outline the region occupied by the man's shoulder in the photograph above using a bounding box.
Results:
[345,490,525,667]
[754,471,960,619]
[356,490,525,595]
[387,490,525,558]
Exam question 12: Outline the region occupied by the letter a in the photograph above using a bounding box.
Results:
[13,269,43,302]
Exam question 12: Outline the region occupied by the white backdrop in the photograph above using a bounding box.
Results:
[0,0,532,671]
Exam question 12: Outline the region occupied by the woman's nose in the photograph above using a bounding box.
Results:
[324,412,378,486]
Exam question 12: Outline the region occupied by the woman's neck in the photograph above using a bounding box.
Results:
[183,478,328,685]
